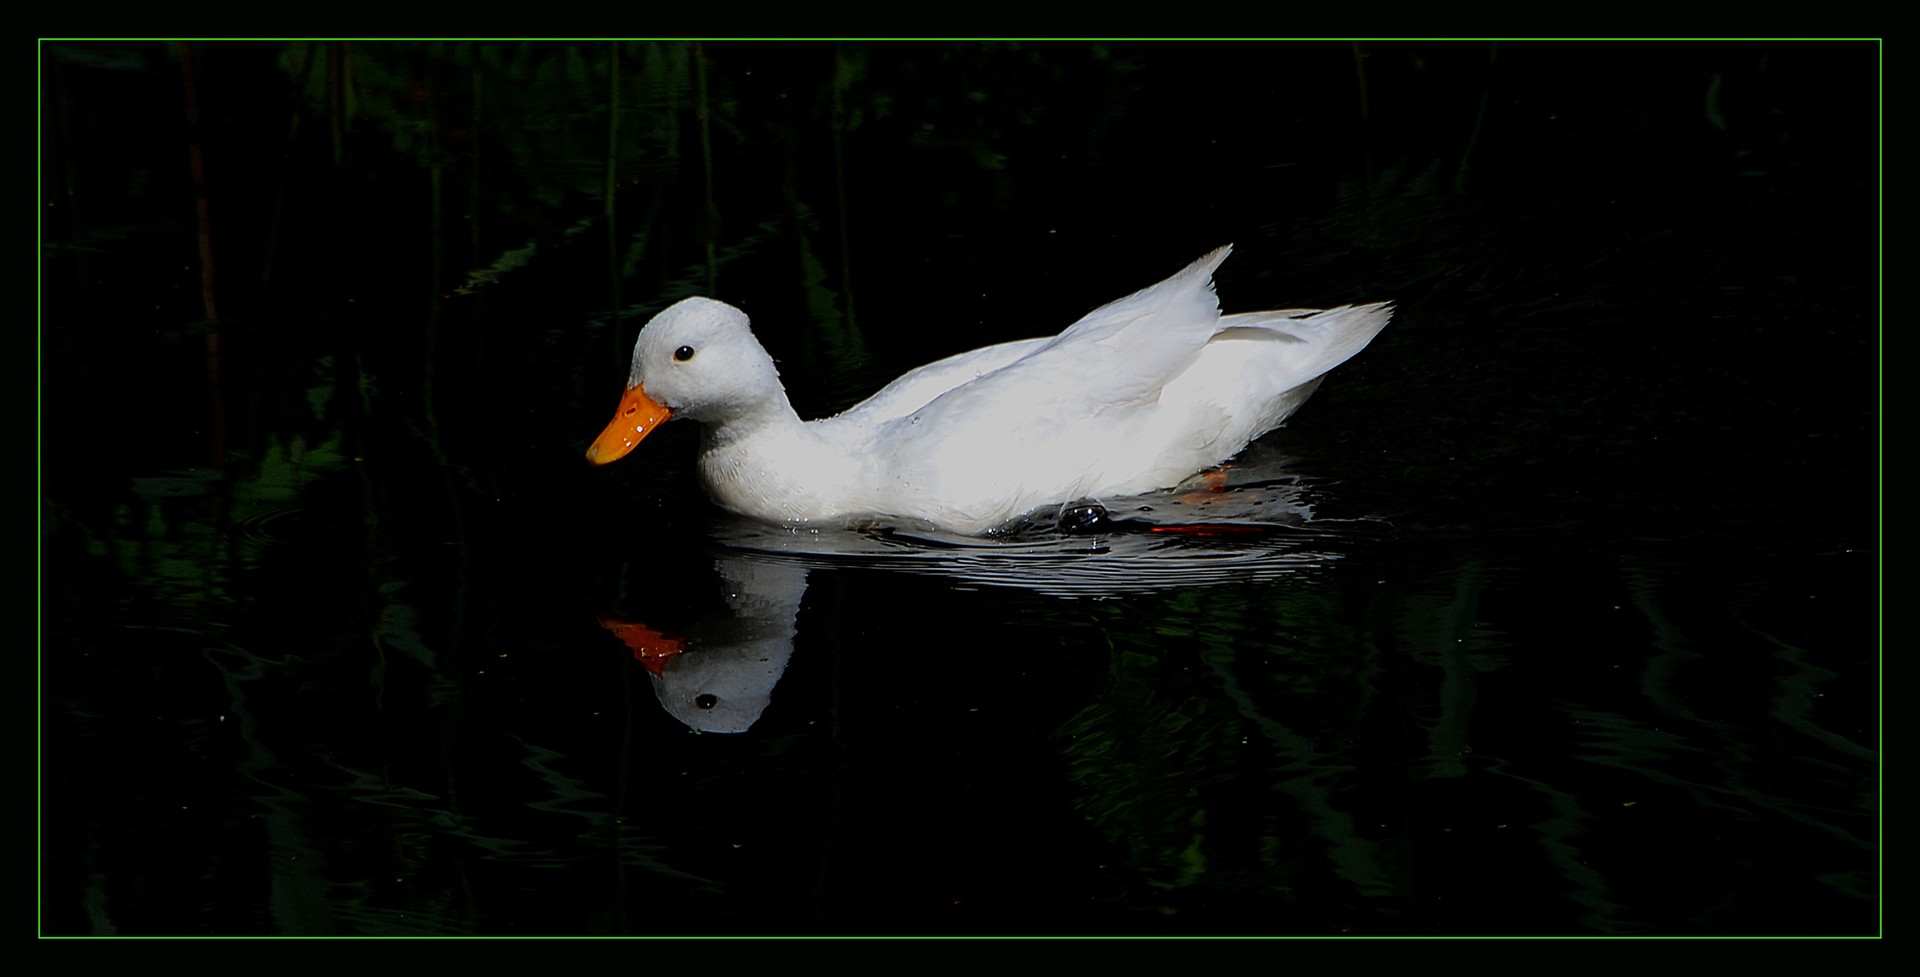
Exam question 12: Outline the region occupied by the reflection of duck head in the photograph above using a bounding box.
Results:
[600,557,808,734]
[587,247,1390,535]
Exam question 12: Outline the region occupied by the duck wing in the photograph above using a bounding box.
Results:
[1006,244,1233,406]
[854,248,1235,529]
[842,245,1233,428]
[834,337,1050,426]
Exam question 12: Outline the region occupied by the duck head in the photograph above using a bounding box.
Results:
[586,297,789,465]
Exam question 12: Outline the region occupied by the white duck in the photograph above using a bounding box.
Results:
[586,246,1392,535]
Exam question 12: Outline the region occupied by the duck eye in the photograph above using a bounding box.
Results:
[673,345,696,363]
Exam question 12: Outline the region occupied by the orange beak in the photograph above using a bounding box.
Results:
[586,384,673,465]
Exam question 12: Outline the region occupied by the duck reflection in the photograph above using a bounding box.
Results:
[598,443,1371,732]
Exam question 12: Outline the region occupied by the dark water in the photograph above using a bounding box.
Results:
[40,41,1878,936]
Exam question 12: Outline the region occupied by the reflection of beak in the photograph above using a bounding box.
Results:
[598,615,686,677]
[586,384,672,465]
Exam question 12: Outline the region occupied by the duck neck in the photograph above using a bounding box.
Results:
[697,387,805,450]
[695,403,864,524]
